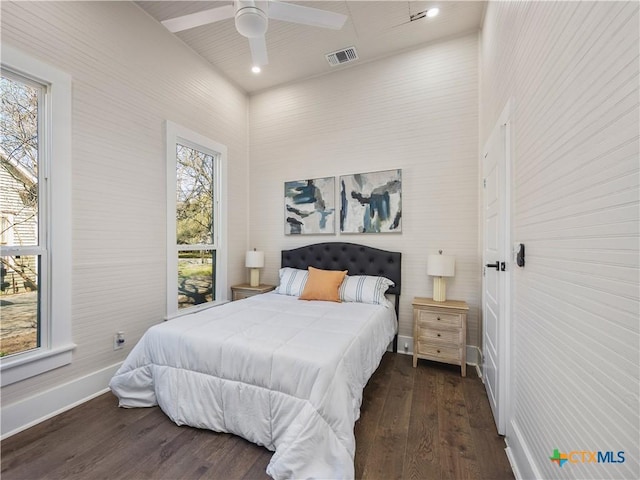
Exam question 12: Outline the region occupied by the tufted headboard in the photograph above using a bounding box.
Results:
[281,242,402,352]
[281,242,401,294]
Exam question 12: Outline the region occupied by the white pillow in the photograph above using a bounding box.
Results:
[276,267,309,296]
[339,275,394,305]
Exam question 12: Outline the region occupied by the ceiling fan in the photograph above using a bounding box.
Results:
[161,0,348,68]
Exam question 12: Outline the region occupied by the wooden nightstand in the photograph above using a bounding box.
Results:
[230,283,276,301]
[412,297,469,376]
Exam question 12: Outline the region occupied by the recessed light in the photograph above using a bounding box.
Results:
[251,66,261,74]
[426,8,439,18]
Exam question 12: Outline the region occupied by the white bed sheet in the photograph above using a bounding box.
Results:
[109,292,396,479]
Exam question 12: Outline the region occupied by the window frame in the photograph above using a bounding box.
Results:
[165,121,228,319]
[0,45,74,386]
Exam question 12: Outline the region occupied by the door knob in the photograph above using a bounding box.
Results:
[485,261,500,269]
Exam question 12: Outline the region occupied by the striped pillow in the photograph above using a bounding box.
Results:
[276,267,309,296]
[339,275,394,305]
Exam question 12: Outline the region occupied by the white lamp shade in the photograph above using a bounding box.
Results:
[427,254,455,277]
[245,250,265,268]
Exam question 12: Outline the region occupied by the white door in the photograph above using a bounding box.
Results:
[482,105,511,435]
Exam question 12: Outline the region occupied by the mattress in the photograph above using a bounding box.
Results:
[109,292,396,479]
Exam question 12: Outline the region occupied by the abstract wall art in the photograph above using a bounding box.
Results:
[284,177,335,235]
[340,169,402,234]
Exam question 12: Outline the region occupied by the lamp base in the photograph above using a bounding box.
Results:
[250,268,260,287]
[433,277,447,302]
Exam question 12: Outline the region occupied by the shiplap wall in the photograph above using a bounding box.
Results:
[481,1,639,479]
[1,2,248,406]
[249,34,479,345]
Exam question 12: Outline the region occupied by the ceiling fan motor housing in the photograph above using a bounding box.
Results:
[235,1,268,38]
[160,0,348,69]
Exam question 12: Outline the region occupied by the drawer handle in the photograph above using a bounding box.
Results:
[437,333,441,337]
[437,316,441,321]
[437,349,441,353]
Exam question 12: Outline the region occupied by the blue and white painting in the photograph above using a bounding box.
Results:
[340,169,402,233]
[284,177,335,235]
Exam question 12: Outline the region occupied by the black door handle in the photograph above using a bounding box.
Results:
[485,261,500,269]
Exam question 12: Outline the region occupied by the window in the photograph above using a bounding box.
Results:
[166,121,227,318]
[1,72,42,359]
[0,45,73,386]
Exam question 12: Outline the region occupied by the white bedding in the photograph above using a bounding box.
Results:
[109,292,396,479]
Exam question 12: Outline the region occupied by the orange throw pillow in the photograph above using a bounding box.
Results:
[299,266,348,302]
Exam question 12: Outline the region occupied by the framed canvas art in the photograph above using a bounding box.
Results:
[340,169,402,233]
[284,177,335,234]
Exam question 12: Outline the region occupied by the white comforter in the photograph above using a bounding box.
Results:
[109,293,396,479]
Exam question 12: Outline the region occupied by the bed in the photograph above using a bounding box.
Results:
[109,242,401,479]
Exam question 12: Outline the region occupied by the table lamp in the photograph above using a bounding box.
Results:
[427,251,455,302]
[245,249,265,287]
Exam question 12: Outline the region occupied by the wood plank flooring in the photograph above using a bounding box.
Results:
[1,353,514,479]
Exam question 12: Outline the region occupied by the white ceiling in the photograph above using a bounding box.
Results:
[136,1,485,93]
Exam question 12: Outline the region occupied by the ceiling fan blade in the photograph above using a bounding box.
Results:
[161,4,235,33]
[268,1,347,30]
[249,36,269,66]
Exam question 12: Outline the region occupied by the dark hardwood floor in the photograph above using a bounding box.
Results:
[1,353,514,479]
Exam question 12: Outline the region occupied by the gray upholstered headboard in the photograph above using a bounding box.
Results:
[281,242,401,352]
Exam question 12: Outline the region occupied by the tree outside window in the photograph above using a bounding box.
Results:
[0,74,41,357]
[176,144,215,309]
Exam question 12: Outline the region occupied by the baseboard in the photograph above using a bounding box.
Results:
[505,445,523,480]
[505,417,542,480]
[466,344,481,369]
[0,362,122,440]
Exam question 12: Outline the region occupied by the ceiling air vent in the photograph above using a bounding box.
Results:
[325,46,358,66]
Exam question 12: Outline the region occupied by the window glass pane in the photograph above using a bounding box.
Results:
[176,144,214,245]
[0,74,39,247]
[0,255,40,357]
[178,250,215,309]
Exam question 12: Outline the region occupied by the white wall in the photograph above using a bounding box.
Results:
[481,1,639,479]
[249,34,480,346]
[1,1,248,424]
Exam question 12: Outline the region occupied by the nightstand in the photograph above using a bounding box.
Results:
[230,283,276,301]
[412,297,469,376]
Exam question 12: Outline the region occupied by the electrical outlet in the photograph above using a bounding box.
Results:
[113,331,125,350]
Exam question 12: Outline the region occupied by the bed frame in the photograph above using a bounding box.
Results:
[281,242,402,352]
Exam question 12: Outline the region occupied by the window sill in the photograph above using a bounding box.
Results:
[0,343,76,387]
[164,299,230,321]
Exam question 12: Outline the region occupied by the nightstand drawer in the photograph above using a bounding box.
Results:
[232,291,255,301]
[416,342,461,362]
[415,310,462,328]
[416,326,460,344]
[230,284,276,301]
